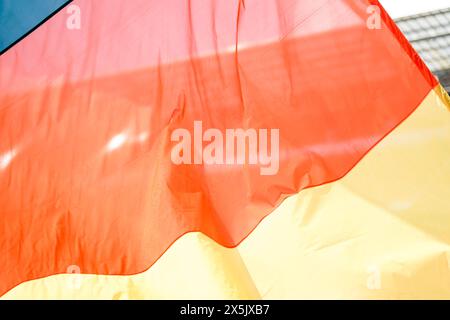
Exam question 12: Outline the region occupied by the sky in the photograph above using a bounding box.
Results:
[379,0,450,18]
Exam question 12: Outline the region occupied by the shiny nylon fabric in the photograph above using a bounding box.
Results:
[4,86,450,299]
[0,0,438,296]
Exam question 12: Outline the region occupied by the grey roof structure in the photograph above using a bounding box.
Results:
[395,8,450,92]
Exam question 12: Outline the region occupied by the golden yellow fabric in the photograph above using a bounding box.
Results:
[3,86,450,299]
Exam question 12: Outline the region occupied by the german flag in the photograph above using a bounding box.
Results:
[1,0,450,299]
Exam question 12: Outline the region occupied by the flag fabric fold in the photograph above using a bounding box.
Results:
[1,0,449,299]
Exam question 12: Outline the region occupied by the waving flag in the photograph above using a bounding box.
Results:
[1,0,450,299]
